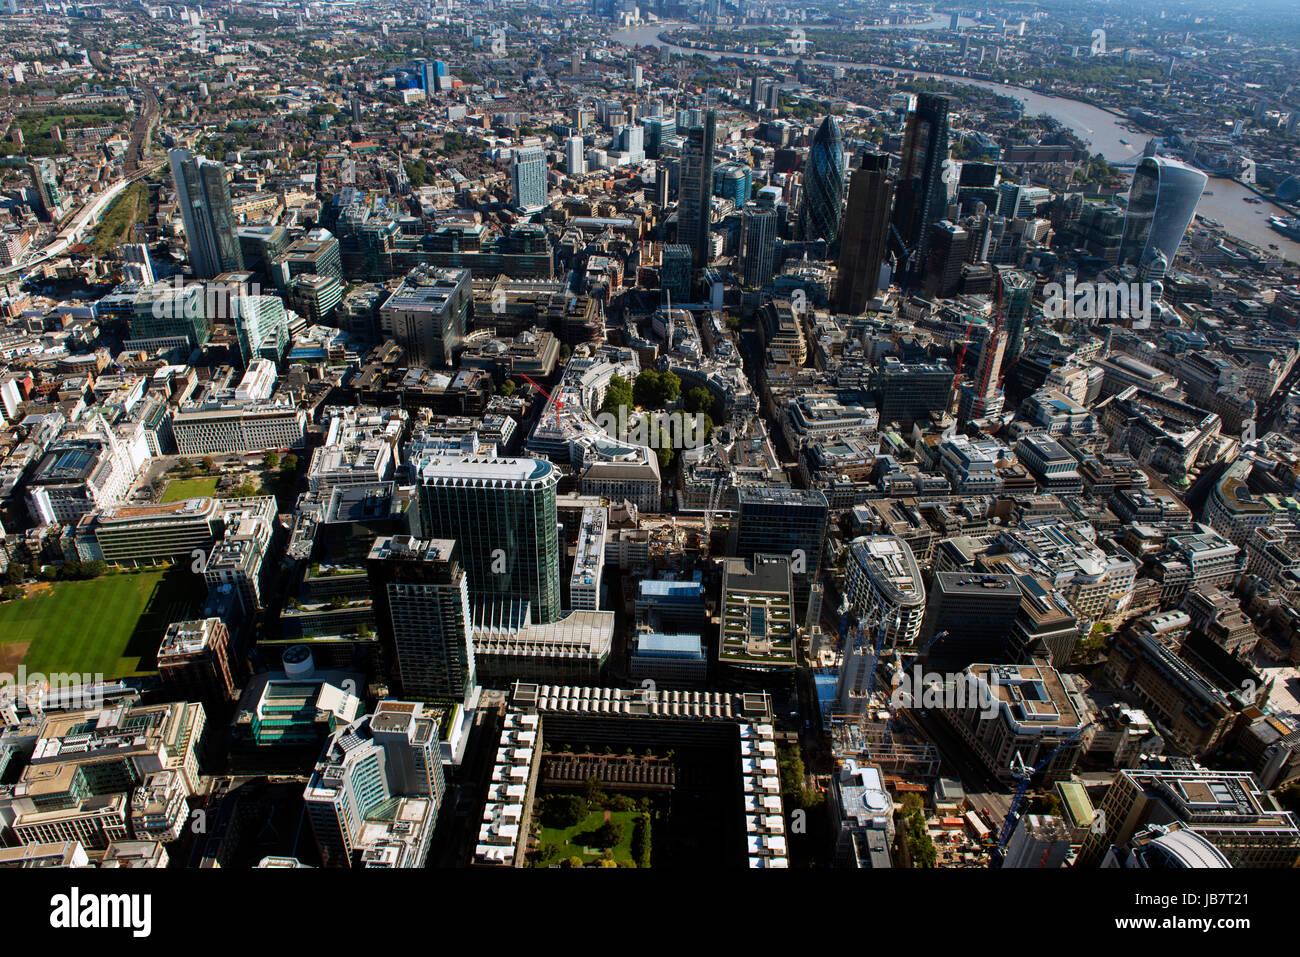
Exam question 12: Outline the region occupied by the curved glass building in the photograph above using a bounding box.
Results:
[800,116,846,244]
[1119,157,1207,272]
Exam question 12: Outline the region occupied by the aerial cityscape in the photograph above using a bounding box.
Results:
[0,0,1297,904]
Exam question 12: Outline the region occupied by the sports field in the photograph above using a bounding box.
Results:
[0,567,197,679]
[160,476,219,502]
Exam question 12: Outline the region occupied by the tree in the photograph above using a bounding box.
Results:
[563,856,585,868]
[634,369,681,409]
[280,454,299,473]
[4,565,23,586]
[262,451,280,470]
[778,746,806,797]
[592,820,623,848]
[684,386,715,417]
[542,794,588,828]
[499,379,517,396]
[202,456,216,473]
[0,585,23,602]
[601,374,633,416]
[904,802,936,868]
[632,814,651,867]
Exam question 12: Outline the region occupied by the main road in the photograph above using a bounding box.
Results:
[610,21,1300,261]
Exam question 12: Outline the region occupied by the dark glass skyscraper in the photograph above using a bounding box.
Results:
[1000,269,1036,366]
[835,152,893,314]
[800,116,845,244]
[414,454,561,623]
[170,148,245,279]
[678,109,716,267]
[367,535,475,702]
[740,203,778,288]
[890,93,953,288]
[1119,156,1207,276]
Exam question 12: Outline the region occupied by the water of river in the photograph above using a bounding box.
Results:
[611,21,1300,261]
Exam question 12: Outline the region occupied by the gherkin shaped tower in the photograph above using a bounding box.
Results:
[800,116,846,244]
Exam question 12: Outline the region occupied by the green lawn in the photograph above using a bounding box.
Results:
[160,475,218,502]
[0,567,196,679]
[537,809,641,866]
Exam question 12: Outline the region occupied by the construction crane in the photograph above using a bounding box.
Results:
[947,315,980,409]
[994,721,1096,858]
[857,609,898,704]
[888,223,920,297]
[882,630,948,745]
[701,474,724,539]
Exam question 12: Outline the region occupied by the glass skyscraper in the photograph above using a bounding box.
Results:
[367,535,475,702]
[169,148,245,280]
[235,293,290,366]
[835,151,893,314]
[800,115,846,244]
[677,109,716,266]
[510,146,548,210]
[415,454,561,623]
[1119,156,1208,277]
[1000,269,1036,366]
[890,93,953,289]
[740,203,778,288]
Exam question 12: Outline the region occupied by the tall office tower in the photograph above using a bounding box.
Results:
[919,572,1023,666]
[642,116,675,158]
[799,115,846,244]
[730,487,829,617]
[959,161,998,189]
[367,535,475,702]
[169,148,244,279]
[27,158,65,222]
[834,152,893,314]
[890,93,952,288]
[1119,156,1208,279]
[959,315,1006,423]
[378,265,471,368]
[303,701,446,868]
[923,220,969,298]
[620,124,645,164]
[510,145,548,210]
[661,243,693,302]
[654,165,671,207]
[565,135,586,176]
[843,535,927,648]
[677,109,717,266]
[740,203,778,288]
[235,292,290,366]
[1000,270,1035,366]
[414,454,561,623]
[421,59,449,93]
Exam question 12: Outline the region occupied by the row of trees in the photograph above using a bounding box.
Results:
[901,794,937,868]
